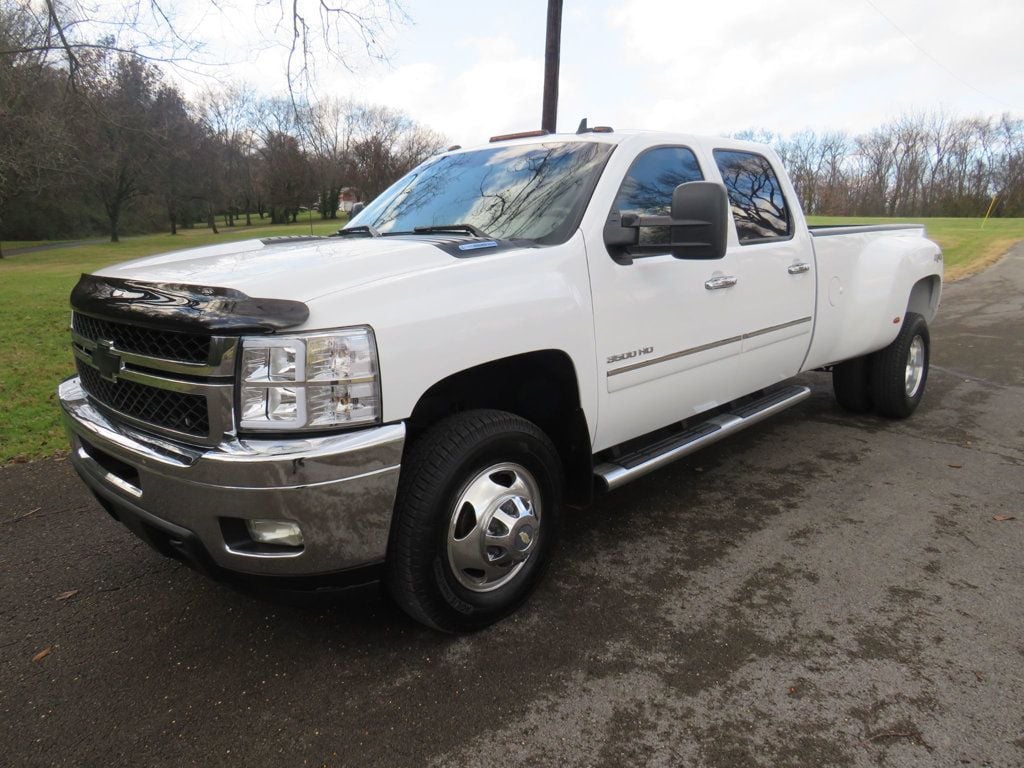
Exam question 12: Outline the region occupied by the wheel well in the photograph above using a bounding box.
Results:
[907,275,941,323]
[407,350,593,508]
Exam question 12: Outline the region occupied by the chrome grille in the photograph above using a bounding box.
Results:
[70,314,237,446]
[76,359,210,436]
[72,313,211,363]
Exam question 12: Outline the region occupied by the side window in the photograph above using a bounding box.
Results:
[613,146,703,245]
[713,150,791,243]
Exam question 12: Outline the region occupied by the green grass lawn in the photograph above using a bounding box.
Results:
[1,215,1021,464]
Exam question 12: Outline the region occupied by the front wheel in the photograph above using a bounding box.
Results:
[385,410,563,632]
[870,312,931,418]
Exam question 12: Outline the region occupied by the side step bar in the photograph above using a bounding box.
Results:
[594,384,811,492]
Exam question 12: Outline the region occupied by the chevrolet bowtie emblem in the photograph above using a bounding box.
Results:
[92,340,123,382]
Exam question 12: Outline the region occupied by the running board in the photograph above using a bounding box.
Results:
[594,384,811,492]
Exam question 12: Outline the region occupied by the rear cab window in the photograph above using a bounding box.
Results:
[613,146,703,246]
[712,150,792,243]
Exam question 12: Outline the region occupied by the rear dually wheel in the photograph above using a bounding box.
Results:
[870,312,931,419]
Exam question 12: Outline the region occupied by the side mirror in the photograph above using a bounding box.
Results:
[603,181,729,263]
[668,181,729,260]
[350,202,365,217]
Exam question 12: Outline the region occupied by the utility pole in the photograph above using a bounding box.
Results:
[541,0,563,133]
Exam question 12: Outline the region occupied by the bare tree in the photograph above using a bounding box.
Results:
[74,50,164,242]
[298,97,356,219]
[258,130,314,224]
[816,131,851,214]
[0,4,73,256]
[347,104,445,201]
[995,114,1024,216]
[151,84,208,234]
[200,84,260,226]
[2,0,408,95]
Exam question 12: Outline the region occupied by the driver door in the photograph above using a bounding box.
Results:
[587,145,747,451]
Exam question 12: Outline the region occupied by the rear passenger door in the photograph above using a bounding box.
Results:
[709,147,816,395]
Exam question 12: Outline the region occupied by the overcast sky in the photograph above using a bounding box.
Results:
[174,0,1022,145]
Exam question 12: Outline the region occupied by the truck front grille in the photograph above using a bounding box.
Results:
[76,360,210,437]
[72,313,210,363]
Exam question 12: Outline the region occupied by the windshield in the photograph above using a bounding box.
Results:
[345,141,613,243]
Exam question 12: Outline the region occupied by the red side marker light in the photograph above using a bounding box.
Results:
[893,316,901,324]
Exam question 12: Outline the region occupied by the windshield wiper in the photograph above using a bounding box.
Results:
[413,223,491,238]
[335,224,381,238]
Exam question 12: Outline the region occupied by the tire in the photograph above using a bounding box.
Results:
[385,409,563,632]
[870,312,930,419]
[832,356,873,413]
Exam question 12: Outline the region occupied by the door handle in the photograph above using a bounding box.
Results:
[788,262,811,274]
[704,275,738,290]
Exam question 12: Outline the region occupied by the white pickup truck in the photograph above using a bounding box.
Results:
[60,127,943,631]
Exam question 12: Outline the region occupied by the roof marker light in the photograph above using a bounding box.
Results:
[575,118,614,135]
[489,129,551,143]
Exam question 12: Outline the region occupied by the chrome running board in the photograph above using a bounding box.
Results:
[594,384,811,492]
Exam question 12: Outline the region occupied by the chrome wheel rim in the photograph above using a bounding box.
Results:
[905,335,925,397]
[446,462,541,593]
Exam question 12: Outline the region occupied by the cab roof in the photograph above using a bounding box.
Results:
[447,128,773,157]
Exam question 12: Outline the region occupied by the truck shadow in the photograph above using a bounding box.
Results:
[232,379,842,638]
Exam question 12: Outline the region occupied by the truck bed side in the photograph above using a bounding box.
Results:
[802,224,943,370]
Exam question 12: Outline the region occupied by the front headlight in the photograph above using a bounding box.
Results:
[238,327,381,431]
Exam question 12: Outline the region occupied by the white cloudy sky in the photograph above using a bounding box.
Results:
[166,0,1022,145]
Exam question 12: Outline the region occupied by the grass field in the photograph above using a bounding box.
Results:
[1,215,1021,464]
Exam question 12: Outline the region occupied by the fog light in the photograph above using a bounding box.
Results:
[245,519,304,548]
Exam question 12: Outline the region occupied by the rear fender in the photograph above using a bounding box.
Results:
[821,236,942,365]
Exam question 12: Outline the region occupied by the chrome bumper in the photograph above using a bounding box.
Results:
[58,377,404,577]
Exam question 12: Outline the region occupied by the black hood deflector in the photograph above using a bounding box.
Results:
[70,274,309,335]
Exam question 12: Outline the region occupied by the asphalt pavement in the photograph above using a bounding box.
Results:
[2,246,1023,767]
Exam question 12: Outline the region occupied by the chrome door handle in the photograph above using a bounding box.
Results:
[704,275,738,290]
[788,262,811,274]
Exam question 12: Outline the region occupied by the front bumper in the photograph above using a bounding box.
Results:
[58,377,404,580]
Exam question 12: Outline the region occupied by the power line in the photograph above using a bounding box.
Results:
[861,0,1012,111]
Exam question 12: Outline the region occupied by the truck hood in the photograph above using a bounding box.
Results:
[93,236,458,303]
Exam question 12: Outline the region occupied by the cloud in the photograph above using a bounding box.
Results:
[605,0,1022,135]
[357,36,549,145]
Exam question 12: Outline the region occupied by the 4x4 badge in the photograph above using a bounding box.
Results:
[92,340,123,382]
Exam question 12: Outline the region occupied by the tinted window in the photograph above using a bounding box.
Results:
[347,141,613,244]
[713,150,791,242]
[613,146,703,245]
